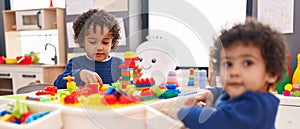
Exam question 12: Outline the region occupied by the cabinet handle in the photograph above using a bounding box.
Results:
[36,10,42,29]
[0,73,10,77]
[22,74,36,78]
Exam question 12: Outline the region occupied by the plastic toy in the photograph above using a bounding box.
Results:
[199,69,208,89]
[103,95,117,104]
[79,94,104,106]
[49,0,53,8]
[151,85,167,97]
[286,53,293,83]
[166,71,179,87]
[76,87,92,97]
[194,69,200,87]
[63,76,78,92]
[293,53,300,84]
[0,56,4,64]
[277,53,292,94]
[135,78,155,90]
[7,99,28,119]
[118,94,138,104]
[36,86,57,96]
[140,87,154,96]
[25,111,49,124]
[282,83,300,97]
[187,68,195,86]
[30,51,40,64]
[0,100,51,125]
[25,96,56,102]
[64,92,79,104]
[119,51,141,89]
[88,83,100,94]
[0,114,16,122]
[159,90,178,99]
[136,36,178,86]
[17,55,32,64]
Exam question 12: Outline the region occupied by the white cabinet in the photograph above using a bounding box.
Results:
[276,94,300,129]
[0,65,65,95]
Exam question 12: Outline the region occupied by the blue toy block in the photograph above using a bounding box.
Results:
[166,84,176,89]
[105,87,116,95]
[25,111,49,124]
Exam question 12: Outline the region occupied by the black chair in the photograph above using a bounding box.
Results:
[16,84,53,94]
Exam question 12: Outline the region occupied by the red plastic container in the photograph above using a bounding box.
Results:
[17,56,32,64]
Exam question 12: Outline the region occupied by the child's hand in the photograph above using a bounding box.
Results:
[192,90,214,107]
[133,66,143,81]
[79,69,103,86]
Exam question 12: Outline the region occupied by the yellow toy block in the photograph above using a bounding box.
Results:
[124,51,136,58]
[0,114,16,122]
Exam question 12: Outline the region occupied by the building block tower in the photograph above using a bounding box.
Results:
[118,51,141,89]
[187,68,195,86]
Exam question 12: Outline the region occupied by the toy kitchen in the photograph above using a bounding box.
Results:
[0,8,66,95]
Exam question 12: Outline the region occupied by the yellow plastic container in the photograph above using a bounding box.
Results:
[5,58,17,64]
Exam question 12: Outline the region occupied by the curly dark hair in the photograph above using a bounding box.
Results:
[73,9,121,49]
[212,17,287,84]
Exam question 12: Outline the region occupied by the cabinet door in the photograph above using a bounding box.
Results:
[276,105,300,129]
[12,72,43,94]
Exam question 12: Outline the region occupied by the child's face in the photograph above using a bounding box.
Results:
[219,42,277,98]
[83,25,113,62]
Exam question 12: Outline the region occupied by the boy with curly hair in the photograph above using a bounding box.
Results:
[54,9,142,88]
[164,17,287,129]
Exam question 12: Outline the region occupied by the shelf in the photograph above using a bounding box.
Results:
[3,8,60,31]
[0,88,13,92]
[4,28,59,33]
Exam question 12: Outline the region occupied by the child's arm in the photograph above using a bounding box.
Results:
[178,93,271,129]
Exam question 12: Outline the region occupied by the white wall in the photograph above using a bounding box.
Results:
[149,0,247,67]
[10,0,65,10]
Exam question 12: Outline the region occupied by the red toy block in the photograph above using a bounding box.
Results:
[118,95,133,104]
[64,92,79,104]
[136,78,155,84]
[88,83,100,94]
[140,87,154,96]
[103,95,117,104]
[21,112,31,123]
[76,87,92,97]
[44,86,57,93]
